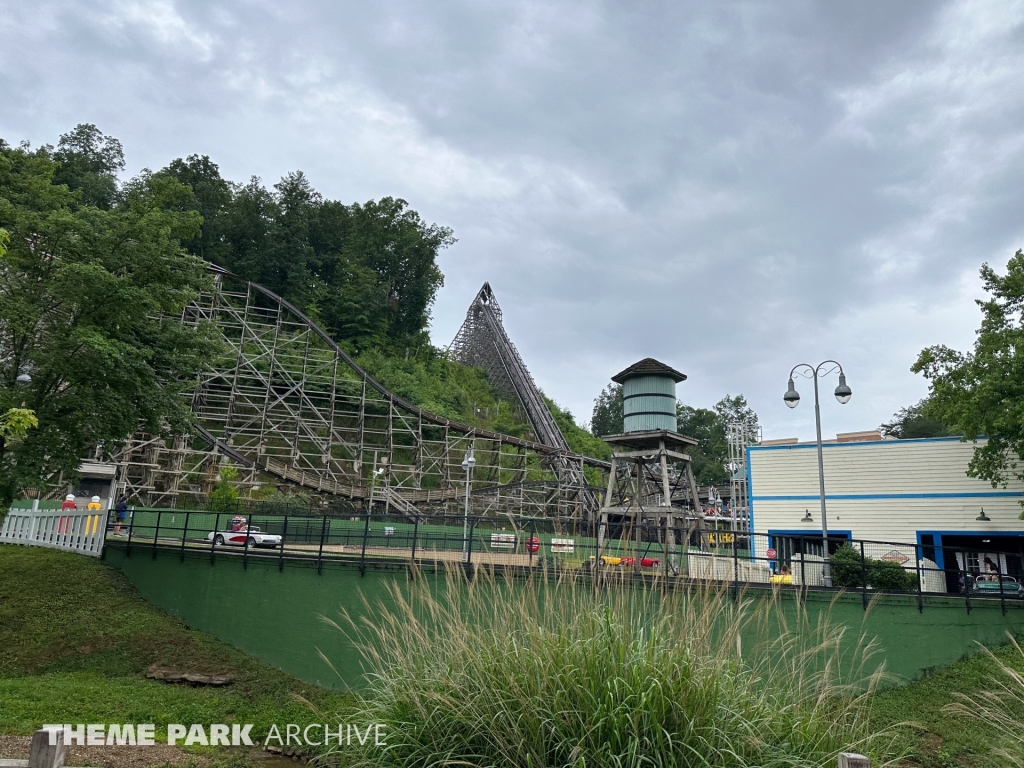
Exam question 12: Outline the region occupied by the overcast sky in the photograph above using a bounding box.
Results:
[3,0,1023,440]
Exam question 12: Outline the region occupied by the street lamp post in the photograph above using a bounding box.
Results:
[783,361,852,588]
[461,446,475,561]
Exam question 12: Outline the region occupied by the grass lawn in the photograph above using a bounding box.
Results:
[870,637,1024,768]
[0,544,355,761]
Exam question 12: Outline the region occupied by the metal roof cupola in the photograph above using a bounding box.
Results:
[611,358,687,433]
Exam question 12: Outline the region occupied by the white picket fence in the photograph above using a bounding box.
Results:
[0,506,107,557]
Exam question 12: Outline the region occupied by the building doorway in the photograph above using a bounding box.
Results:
[921,532,1024,593]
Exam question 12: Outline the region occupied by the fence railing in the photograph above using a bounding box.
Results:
[1,506,107,557]
[92,507,1024,612]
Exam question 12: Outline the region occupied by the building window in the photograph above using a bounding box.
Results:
[769,533,850,569]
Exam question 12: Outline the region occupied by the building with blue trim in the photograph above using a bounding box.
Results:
[748,435,1024,592]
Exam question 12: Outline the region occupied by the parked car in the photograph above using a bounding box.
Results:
[207,517,282,548]
[972,574,1023,595]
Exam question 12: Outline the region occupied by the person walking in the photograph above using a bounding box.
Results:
[113,495,128,535]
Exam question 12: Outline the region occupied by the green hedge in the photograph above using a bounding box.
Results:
[831,544,920,591]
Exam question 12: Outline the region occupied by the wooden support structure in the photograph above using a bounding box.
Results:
[37,267,608,522]
[596,429,701,576]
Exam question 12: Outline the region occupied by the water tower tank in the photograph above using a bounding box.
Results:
[611,358,687,433]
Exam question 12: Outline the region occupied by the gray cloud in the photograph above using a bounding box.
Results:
[2,0,1022,439]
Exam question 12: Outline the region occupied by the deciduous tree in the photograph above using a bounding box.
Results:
[914,251,1024,498]
[677,404,729,485]
[0,139,219,502]
[50,123,125,210]
[590,383,623,437]
[879,398,953,439]
[160,157,453,354]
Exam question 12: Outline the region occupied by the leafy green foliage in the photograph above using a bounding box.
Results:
[677,396,759,486]
[0,231,39,456]
[159,157,453,354]
[356,348,532,438]
[914,252,1024,499]
[829,545,919,591]
[160,154,233,263]
[0,132,221,502]
[592,385,758,484]
[714,393,759,435]
[49,124,125,210]
[677,403,729,485]
[209,465,240,512]
[545,398,612,469]
[880,398,955,439]
[590,383,623,436]
[0,408,38,443]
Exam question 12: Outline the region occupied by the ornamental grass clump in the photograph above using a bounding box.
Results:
[945,636,1024,766]
[321,570,899,768]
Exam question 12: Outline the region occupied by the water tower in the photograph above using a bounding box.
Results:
[597,358,702,574]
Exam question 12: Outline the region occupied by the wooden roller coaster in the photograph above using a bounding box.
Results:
[108,268,606,520]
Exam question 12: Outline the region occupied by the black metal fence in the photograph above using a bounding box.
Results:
[109,508,1024,613]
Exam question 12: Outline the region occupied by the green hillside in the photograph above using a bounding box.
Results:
[0,546,354,755]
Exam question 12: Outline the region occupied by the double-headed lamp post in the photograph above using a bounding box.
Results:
[783,361,852,588]
[461,446,476,561]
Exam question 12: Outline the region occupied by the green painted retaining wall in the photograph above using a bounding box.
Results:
[103,544,1024,692]
[104,546,395,690]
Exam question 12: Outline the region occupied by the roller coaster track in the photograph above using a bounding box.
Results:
[112,267,603,519]
[448,283,599,511]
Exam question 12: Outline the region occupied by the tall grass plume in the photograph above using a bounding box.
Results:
[320,569,900,767]
[945,635,1024,766]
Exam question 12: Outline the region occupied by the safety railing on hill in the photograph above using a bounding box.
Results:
[1,505,107,557]
[98,507,1024,614]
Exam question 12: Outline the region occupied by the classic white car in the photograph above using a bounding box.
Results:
[207,520,282,549]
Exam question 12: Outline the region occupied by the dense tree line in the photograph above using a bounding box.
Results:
[12,122,783,500]
[160,155,453,355]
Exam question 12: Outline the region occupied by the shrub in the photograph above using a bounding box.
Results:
[830,544,866,588]
[830,545,918,592]
[208,465,239,512]
[321,570,901,767]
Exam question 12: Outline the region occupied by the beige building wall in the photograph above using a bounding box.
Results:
[747,437,1024,561]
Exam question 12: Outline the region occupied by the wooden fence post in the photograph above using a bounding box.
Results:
[28,727,67,768]
[838,753,870,768]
